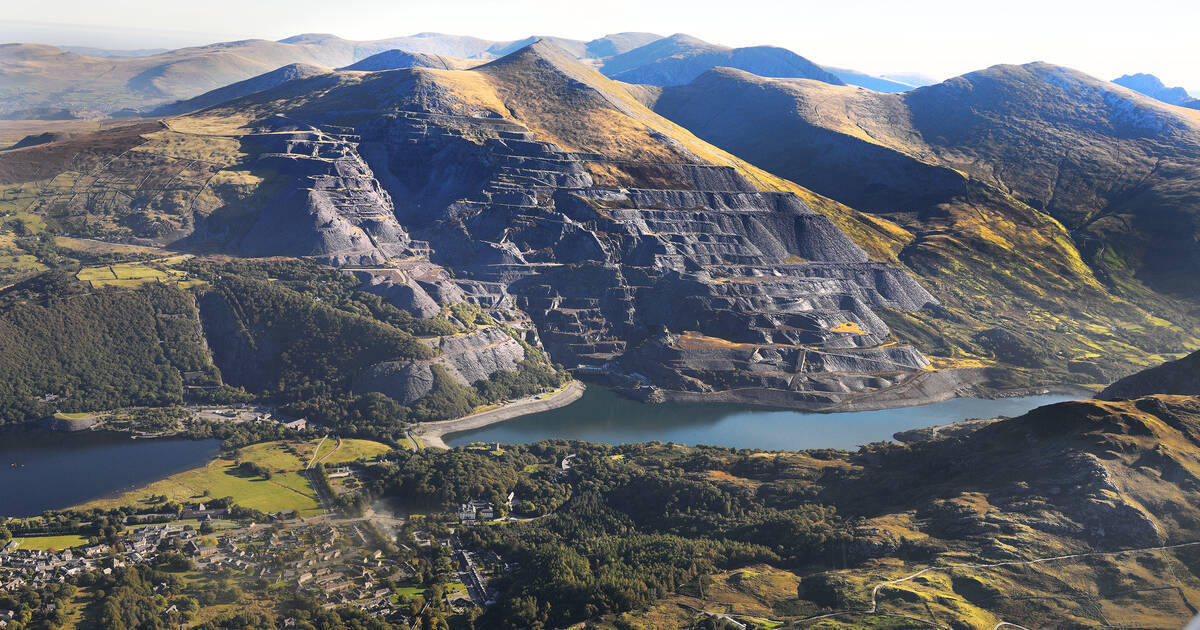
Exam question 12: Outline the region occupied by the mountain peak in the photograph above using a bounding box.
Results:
[1113,72,1195,106]
[480,39,599,81]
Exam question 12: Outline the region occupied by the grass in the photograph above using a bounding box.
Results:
[12,534,90,550]
[75,439,388,517]
[394,583,428,600]
[75,255,194,288]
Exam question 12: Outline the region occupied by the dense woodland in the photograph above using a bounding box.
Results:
[0,257,565,438]
[370,442,857,629]
[0,273,206,425]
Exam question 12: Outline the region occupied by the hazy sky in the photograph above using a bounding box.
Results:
[5,0,1199,91]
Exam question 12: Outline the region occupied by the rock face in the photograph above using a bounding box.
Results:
[358,327,526,403]
[166,41,937,403]
[1099,350,1200,400]
[201,122,414,265]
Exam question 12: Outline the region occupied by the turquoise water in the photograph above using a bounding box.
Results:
[445,386,1078,450]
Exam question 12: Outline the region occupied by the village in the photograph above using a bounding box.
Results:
[0,500,512,628]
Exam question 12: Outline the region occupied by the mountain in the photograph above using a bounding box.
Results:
[598,33,844,86]
[825,66,915,92]
[648,64,1200,380]
[59,45,168,58]
[0,41,945,412]
[339,49,474,72]
[149,63,331,116]
[485,32,663,60]
[1099,349,1200,399]
[0,38,361,117]
[1113,72,1200,107]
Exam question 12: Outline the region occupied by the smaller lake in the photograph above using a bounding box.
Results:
[0,427,220,518]
[445,387,1078,451]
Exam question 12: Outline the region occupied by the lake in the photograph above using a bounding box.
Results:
[445,386,1079,450]
[0,427,220,518]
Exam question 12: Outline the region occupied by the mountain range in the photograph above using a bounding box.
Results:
[0,31,911,118]
[2,35,1199,412]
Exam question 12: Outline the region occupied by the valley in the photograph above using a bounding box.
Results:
[2,19,1200,630]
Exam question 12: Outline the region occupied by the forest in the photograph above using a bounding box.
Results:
[0,257,566,438]
[369,441,858,629]
[0,272,206,425]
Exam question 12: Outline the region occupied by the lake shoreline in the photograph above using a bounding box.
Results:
[413,381,586,449]
[616,367,1093,413]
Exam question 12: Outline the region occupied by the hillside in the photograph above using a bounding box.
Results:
[599,33,844,86]
[377,392,1200,629]
[649,65,1200,381]
[0,41,945,411]
[148,63,332,116]
[1100,349,1200,399]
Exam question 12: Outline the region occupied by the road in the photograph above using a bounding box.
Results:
[412,381,585,449]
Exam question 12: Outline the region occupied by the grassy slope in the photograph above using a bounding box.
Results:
[76,438,390,516]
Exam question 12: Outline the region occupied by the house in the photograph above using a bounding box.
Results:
[284,418,308,430]
[458,500,494,523]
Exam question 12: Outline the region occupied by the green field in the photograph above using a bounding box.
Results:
[13,534,90,550]
[76,439,392,517]
[75,256,193,288]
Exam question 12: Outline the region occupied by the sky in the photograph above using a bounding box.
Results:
[4,0,1199,92]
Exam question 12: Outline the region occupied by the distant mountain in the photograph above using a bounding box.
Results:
[825,66,915,92]
[1112,72,1197,106]
[60,45,168,58]
[486,32,662,60]
[149,63,331,116]
[339,49,473,72]
[0,32,671,117]
[599,33,844,86]
[648,63,1200,379]
[1099,350,1200,399]
[882,71,937,87]
[0,38,360,118]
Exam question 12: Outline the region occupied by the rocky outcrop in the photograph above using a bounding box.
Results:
[358,327,526,403]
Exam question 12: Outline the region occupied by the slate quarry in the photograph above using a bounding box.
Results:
[190,42,938,405]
